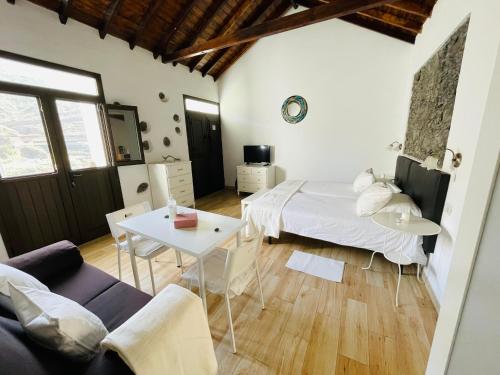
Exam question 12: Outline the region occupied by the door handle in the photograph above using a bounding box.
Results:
[70,172,82,188]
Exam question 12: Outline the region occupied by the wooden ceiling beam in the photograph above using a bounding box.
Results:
[187,0,254,72]
[200,0,274,77]
[341,13,416,42]
[213,0,292,80]
[99,0,123,39]
[170,0,226,65]
[358,7,421,33]
[128,0,164,50]
[58,0,72,25]
[154,0,197,60]
[386,0,433,18]
[163,0,398,63]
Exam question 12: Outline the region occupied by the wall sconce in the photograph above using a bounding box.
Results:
[447,148,463,168]
[420,148,463,171]
[386,141,403,152]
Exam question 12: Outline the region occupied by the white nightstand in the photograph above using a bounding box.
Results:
[367,212,441,307]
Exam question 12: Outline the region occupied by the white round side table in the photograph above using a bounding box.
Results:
[367,212,441,307]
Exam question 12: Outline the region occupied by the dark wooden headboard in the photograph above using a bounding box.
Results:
[394,156,450,254]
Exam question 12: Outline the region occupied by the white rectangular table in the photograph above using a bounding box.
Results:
[117,207,245,313]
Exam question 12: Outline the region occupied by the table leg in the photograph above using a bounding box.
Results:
[198,257,207,315]
[126,232,141,290]
[396,263,402,307]
[362,251,377,270]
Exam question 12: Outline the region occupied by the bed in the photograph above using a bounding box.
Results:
[248,156,450,265]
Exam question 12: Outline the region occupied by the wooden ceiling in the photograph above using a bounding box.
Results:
[7,0,438,80]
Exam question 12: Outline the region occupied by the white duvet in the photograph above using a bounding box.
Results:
[281,192,426,265]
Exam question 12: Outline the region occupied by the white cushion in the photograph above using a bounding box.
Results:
[379,193,422,217]
[385,181,402,193]
[356,182,393,217]
[353,169,376,193]
[0,264,49,314]
[9,283,108,361]
[0,264,49,296]
[118,235,166,258]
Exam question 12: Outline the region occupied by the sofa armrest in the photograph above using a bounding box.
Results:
[5,241,83,283]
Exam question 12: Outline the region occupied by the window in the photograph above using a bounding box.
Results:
[0,92,55,178]
[185,98,219,115]
[0,56,99,96]
[56,100,108,170]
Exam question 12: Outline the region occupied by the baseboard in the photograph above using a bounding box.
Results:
[225,186,236,190]
[423,271,441,311]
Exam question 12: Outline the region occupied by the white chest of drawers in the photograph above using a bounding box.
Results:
[148,161,195,209]
[237,165,276,195]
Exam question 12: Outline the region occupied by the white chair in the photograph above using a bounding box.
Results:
[106,201,182,295]
[181,212,265,354]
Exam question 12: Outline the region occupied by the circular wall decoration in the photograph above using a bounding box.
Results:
[281,95,308,124]
[139,121,148,132]
[173,114,180,122]
[175,126,181,134]
[163,137,171,146]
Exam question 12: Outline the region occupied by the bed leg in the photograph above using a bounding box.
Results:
[268,237,272,245]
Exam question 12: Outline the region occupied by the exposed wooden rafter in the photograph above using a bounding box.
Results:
[99,0,123,39]
[295,0,421,42]
[163,0,397,63]
[213,1,292,80]
[169,0,226,67]
[58,0,72,24]
[128,0,164,50]
[187,0,253,72]
[154,0,197,60]
[15,0,438,78]
[200,0,274,77]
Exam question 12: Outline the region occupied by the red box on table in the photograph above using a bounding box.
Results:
[173,212,198,229]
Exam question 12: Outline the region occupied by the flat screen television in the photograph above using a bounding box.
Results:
[244,145,271,164]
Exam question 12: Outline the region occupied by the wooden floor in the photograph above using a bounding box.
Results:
[81,190,437,375]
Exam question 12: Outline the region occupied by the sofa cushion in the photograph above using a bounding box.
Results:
[46,263,119,306]
[84,282,152,332]
[6,241,83,283]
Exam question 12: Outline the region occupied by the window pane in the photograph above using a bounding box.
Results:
[0,93,55,178]
[0,57,98,96]
[185,98,219,115]
[56,100,108,170]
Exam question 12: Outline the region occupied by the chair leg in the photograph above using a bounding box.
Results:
[175,250,183,271]
[148,258,156,296]
[225,294,237,354]
[117,248,122,281]
[255,263,265,310]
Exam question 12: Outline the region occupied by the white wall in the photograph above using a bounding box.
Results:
[0,0,218,258]
[426,9,500,371]
[218,11,412,186]
[409,0,500,306]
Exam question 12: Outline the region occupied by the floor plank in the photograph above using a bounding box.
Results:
[80,189,436,374]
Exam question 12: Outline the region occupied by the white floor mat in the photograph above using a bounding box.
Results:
[286,250,345,283]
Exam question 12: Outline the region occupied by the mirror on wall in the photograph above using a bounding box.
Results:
[106,104,145,166]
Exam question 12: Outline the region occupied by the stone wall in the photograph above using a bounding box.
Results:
[404,19,469,166]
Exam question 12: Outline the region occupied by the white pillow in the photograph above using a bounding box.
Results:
[356,182,393,217]
[385,181,402,194]
[353,168,376,193]
[0,264,49,313]
[0,264,49,296]
[379,193,421,217]
[9,283,108,361]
